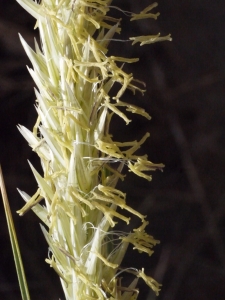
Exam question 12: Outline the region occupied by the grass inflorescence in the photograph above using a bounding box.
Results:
[15,1,171,299]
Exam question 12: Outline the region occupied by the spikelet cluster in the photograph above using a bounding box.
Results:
[16,0,171,299]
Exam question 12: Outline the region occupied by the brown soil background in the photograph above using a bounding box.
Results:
[1,1,225,299]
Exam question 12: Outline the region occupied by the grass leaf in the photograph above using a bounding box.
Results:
[0,165,30,300]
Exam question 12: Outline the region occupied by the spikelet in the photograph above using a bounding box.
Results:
[16,1,171,299]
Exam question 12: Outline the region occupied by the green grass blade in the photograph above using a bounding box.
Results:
[0,165,30,300]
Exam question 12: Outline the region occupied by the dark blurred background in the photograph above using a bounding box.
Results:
[1,0,225,299]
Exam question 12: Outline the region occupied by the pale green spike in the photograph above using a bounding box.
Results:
[28,161,54,201]
[39,126,65,167]
[26,66,45,94]
[17,124,39,147]
[17,189,50,227]
[39,21,59,86]
[15,0,44,20]
[19,34,48,76]
[34,88,59,131]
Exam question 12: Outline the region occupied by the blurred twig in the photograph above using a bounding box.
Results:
[168,113,225,267]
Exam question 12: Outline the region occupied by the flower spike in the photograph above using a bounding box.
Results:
[16,0,171,299]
